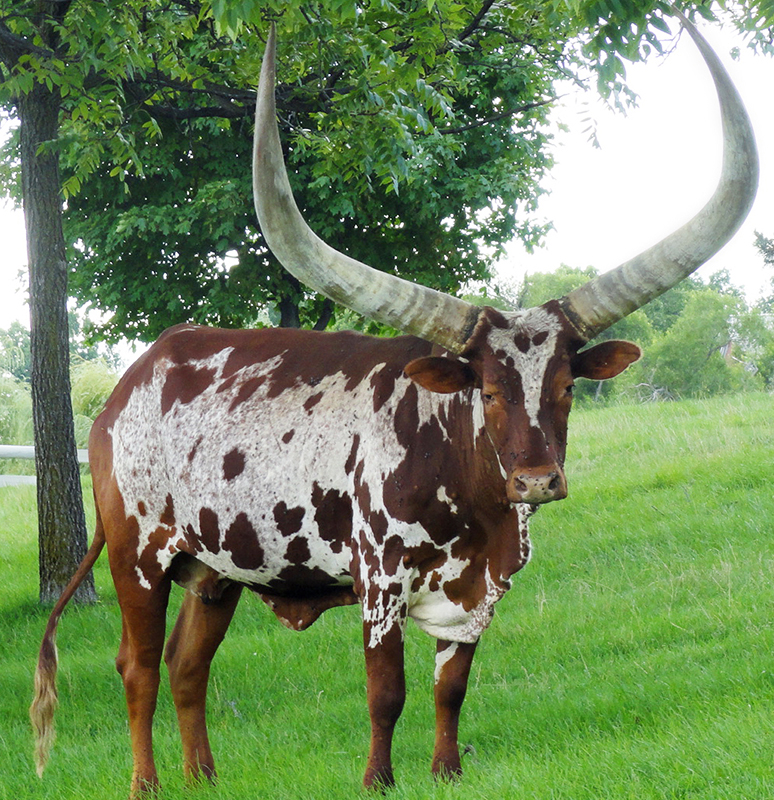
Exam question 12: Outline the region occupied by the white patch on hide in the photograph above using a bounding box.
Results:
[434,642,459,684]
[487,308,564,427]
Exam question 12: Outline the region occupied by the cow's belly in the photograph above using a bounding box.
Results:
[168,489,356,592]
[118,462,356,592]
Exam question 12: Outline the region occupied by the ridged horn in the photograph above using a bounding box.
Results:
[559,9,759,341]
[253,24,481,352]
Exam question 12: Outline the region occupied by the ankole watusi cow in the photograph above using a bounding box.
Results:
[31,11,757,795]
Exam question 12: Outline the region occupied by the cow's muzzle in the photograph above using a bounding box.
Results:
[507,466,568,504]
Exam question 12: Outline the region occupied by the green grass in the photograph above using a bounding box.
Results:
[3,393,774,799]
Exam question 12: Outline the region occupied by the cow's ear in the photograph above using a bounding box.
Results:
[571,340,641,380]
[404,357,477,394]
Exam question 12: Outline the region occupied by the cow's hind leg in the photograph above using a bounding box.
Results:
[362,619,406,789]
[431,639,478,780]
[115,577,172,797]
[164,582,243,783]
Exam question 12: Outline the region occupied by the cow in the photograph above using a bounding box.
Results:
[31,12,757,797]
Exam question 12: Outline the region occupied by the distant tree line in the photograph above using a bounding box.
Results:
[475,251,774,404]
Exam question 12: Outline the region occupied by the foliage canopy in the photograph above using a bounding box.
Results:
[2,1,773,340]
[0,0,727,340]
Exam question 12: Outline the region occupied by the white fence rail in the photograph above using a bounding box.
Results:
[0,445,89,487]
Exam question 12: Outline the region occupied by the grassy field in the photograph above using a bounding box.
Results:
[2,392,774,799]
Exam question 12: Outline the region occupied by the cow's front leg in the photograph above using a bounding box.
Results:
[362,617,406,789]
[431,639,478,780]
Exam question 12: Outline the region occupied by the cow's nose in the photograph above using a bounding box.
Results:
[507,467,567,504]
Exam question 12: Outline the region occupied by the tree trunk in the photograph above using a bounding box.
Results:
[18,83,96,605]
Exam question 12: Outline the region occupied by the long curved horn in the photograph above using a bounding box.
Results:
[253,25,481,352]
[559,10,759,341]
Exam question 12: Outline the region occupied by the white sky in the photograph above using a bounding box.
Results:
[500,18,774,302]
[0,16,772,336]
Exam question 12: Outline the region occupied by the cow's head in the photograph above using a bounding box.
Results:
[403,302,640,503]
[252,14,757,505]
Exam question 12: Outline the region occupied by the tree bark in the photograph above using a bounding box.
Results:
[18,82,96,604]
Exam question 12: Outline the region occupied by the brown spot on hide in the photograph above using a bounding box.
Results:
[532,330,549,346]
[311,483,352,553]
[513,332,531,354]
[273,502,305,537]
[442,559,486,613]
[406,543,449,592]
[215,373,239,395]
[188,436,203,463]
[161,363,216,415]
[382,535,405,577]
[304,392,323,413]
[136,522,177,586]
[199,507,221,554]
[223,448,246,481]
[137,501,147,517]
[393,382,419,448]
[354,470,388,546]
[160,494,175,526]
[382,398,463,546]
[222,347,269,383]
[345,435,360,475]
[282,429,295,444]
[272,564,338,589]
[183,523,202,554]
[223,512,265,570]
[370,365,398,413]
[356,529,381,582]
[285,536,311,565]
[229,375,266,412]
[403,541,445,570]
[363,579,404,620]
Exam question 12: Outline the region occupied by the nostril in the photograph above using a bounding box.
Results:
[548,473,559,491]
[511,476,527,493]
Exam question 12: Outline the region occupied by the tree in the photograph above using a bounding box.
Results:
[61,3,566,340]
[632,290,765,399]
[0,320,31,382]
[0,314,120,383]
[0,1,224,602]
[0,1,96,603]
[755,231,774,309]
[55,1,703,341]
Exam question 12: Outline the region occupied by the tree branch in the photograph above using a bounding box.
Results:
[0,21,51,66]
[123,76,252,120]
[439,97,554,135]
[0,0,74,67]
[457,0,498,42]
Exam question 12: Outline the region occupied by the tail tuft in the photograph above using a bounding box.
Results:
[29,521,106,778]
[30,635,59,777]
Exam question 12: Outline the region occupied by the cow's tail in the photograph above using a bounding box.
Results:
[30,516,106,777]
